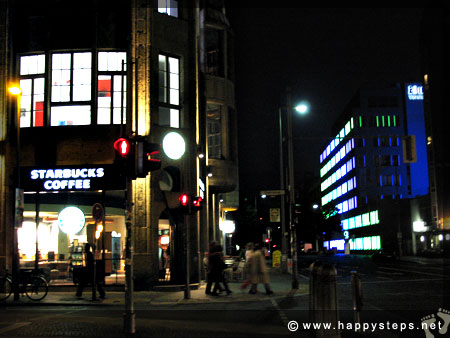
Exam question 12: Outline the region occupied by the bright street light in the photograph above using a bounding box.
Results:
[294,102,309,115]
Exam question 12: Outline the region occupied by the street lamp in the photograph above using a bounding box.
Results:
[8,84,22,301]
[279,87,309,289]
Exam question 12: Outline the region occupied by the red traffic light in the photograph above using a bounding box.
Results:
[192,196,202,207]
[114,138,131,158]
[179,194,189,206]
[265,238,270,243]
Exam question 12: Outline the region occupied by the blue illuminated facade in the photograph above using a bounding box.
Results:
[320,83,429,253]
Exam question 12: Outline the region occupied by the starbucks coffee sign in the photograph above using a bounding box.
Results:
[21,165,125,192]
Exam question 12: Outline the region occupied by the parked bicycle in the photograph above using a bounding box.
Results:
[0,269,48,301]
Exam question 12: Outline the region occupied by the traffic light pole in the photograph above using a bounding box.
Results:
[286,87,299,290]
[123,176,135,334]
[184,214,191,299]
[279,107,288,273]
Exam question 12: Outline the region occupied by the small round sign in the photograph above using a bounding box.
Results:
[92,203,104,223]
[58,206,85,235]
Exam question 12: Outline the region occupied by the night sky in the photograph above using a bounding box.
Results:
[230,7,424,194]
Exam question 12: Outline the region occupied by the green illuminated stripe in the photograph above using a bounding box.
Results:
[376,116,379,127]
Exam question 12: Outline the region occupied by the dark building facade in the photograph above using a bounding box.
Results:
[420,4,450,254]
[0,0,239,288]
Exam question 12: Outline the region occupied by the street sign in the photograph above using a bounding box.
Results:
[272,250,282,268]
[270,208,280,222]
[92,203,104,223]
[260,189,285,196]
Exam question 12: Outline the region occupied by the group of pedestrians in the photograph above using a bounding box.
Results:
[204,241,273,296]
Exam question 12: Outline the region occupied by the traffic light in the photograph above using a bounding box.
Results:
[191,195,203,212]
[179,193,190,214]
[265,238,270,244]
[136,140,162,178]
[114,138,132,158]
[114,137,134,176]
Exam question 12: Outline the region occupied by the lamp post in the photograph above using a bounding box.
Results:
[8,84,22,301]
[279,87,309,289]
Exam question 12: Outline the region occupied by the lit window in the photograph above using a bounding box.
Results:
[20,54,45,75]
[159,54,180,128]
[51,105,91,126]
[97,52,127,125]
[158,0,178,17]
[19,51,127,127]
[20,78,45,127]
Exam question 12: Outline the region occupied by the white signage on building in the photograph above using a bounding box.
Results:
[407,85,424,101]
[30,168,104,191]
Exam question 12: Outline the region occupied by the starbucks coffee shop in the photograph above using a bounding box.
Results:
[19,164,127,283]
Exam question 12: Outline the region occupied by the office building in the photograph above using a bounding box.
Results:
[320,83,429,254]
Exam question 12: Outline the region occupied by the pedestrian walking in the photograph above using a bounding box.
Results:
[240,242,254,290]
[205,242,231,296]
[247,243,273,295]
[76,243,105,299]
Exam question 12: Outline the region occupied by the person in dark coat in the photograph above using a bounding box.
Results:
[76,243,105,299]
[205,242,231,296]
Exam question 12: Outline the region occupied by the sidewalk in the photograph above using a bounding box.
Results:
[1,267,309,307]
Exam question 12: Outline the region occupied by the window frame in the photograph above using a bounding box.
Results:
[158,53,181,128]
[18,50,127,128]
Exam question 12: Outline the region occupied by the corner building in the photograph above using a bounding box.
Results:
[319,83,430,255]
[0,0,239,289]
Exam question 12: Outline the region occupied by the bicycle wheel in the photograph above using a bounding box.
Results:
[0,277,12,301]
[25,276,48,301]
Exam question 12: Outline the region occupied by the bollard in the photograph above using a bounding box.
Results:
[351,271,363,330]
[309,261,340,338]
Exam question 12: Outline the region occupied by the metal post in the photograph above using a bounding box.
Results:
[184,214,191,299]
[123,178,135,334]
[351,271,363,330]
[34,192,40,271]
[12,91,22,301]
[279,108,288,273]
[310,261,340,338]
[286,87,299,289]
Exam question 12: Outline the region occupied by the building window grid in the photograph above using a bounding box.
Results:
[322,176,357,206]
[321,157,355,192]
[342,210,379,230]
[320,117,354,164]
[320,138,355,178]
[19,51,127,127]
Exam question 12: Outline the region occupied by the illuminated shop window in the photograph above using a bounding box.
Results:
[19,51,126,127]
[159,54,180,128]
[158,0,178,17]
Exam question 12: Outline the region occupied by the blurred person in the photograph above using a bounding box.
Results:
[247,243,273,295]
